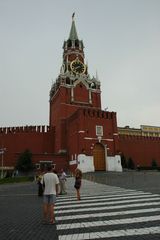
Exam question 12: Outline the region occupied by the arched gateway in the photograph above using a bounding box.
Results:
[93,143,106,171]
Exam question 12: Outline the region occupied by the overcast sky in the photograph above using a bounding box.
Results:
[0,0,160,128]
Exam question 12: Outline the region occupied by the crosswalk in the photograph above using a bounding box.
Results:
[55,185,160,239]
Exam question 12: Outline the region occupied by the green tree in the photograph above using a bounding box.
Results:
[127,157,135,169]
[121,154,127,168]
[16,149,33,172]
[151,159,158,170]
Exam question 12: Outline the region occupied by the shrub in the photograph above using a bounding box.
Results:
[127,157,135,169]
[151,159,158,170]
[16,149,34,173]
[0,176,34,184]
[121,154,127,168]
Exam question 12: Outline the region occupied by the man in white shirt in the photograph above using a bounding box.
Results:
[42,166,59,224]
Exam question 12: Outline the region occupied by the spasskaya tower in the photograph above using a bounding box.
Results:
[49,14,102,152]
[49,14,121,172]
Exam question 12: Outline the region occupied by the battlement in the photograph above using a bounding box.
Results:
[119,134,160,141]
[66,108,116,124]
[0,125,50,134]
[83,108,116,119]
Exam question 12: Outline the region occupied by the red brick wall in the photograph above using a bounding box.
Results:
[74,83,89,103]
[119,135,160,167]
[66,108,119,160]
[91,91,101,109]
[0,126,54,167]
[50,84,102,153]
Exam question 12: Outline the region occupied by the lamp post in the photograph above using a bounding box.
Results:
[0,148,6,179]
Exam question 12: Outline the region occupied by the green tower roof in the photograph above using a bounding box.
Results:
[68,13,78,40]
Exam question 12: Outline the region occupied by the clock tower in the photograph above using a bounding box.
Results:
[49,14,102,153]
[49,14,121,172]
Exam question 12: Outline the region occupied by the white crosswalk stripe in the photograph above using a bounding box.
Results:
[55,197,160,213]
[57,215,160,230]
[56,193,159,206]
[55,183,160,240]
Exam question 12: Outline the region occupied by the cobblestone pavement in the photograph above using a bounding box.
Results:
[83,171,160,195]
[0,171,160,239]
[0,182,58,240]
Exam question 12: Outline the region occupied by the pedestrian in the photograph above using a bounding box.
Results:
[74,168,82,200]
[59,168,67,195]
[37,171,43,197]
[41,165,59,224]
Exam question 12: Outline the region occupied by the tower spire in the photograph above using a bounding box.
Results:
[72,12,75,20]
[68,13,78,40]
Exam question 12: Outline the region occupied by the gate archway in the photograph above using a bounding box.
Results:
[93,143,106,171]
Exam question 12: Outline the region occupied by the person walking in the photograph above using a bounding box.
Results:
[37,171,44,197]
[41,165,59,224]
[74,168,82,200]
[59,168,67,195]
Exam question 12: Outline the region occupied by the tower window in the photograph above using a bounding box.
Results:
[96,125,103,136]
[75,40,79,47]
[67,39,72,47]
[66,77,70,84]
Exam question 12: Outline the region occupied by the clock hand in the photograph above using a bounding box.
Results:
[75,66,80,70]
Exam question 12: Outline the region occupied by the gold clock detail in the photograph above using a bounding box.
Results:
[70,59,86,74]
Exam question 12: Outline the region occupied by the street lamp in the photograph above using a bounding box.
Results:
[0,148,6,179]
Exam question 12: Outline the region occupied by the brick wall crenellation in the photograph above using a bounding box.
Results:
[0,125,50,134]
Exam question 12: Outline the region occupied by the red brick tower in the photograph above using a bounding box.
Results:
[50,15,101,152]
[49,14,122,172]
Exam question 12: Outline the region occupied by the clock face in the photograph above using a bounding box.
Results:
[70,60,86,74]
